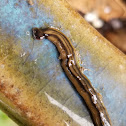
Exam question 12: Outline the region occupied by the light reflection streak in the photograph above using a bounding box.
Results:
[45,92,93,126]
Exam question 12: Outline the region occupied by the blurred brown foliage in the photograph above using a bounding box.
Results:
[67,0,126,54]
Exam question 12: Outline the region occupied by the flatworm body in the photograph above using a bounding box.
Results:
[32,27,112,126]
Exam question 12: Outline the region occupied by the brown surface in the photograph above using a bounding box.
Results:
[67,0,126,21]
[67,0,126,54]
[105,28,126,54]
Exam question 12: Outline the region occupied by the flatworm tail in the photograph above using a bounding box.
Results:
[32,27,112,126]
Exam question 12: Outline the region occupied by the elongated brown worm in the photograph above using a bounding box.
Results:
[32,27,111,126]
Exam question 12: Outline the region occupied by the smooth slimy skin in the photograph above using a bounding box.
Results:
[32,27,112,126]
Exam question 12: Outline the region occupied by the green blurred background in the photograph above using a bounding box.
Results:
[0,110,18,126]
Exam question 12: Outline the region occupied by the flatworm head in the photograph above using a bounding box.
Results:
[32,28,45,40]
